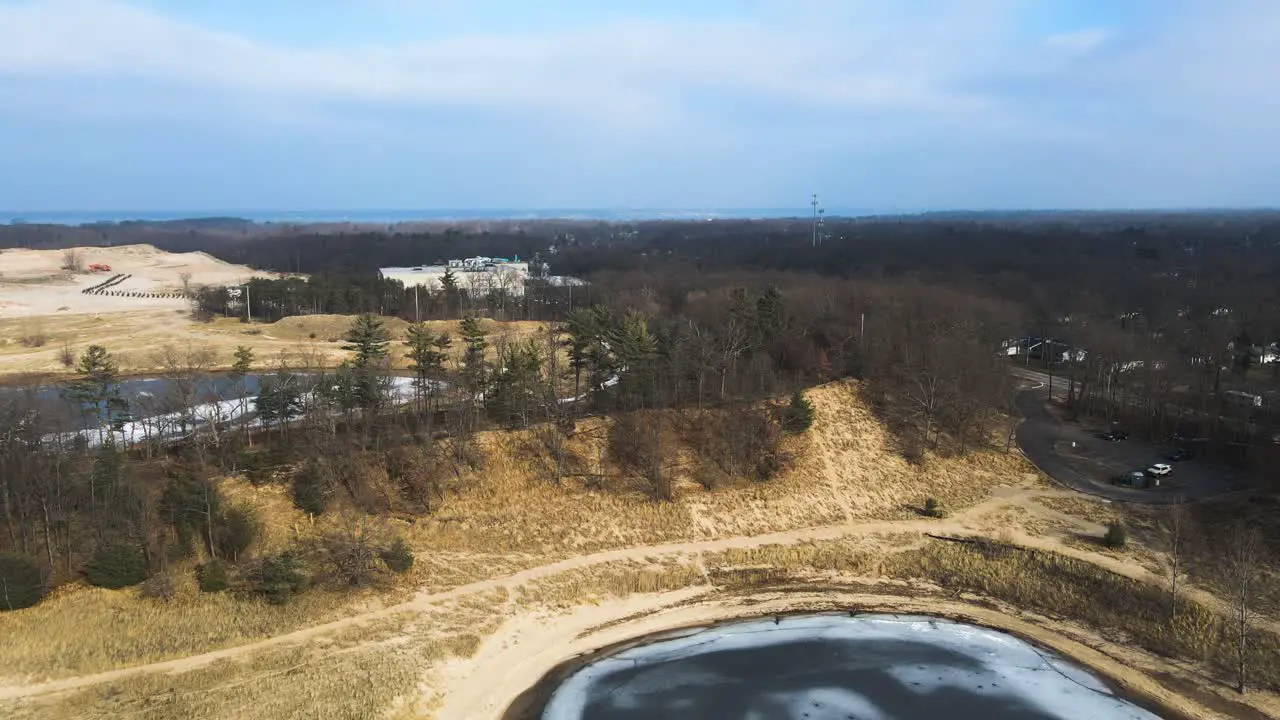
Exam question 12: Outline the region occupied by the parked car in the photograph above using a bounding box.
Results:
[1147,463,1172,478]
[1167,449,1194,462]
[1099,431,1127,442]
[1113,471,1147,487]
[1110,429,1130,440]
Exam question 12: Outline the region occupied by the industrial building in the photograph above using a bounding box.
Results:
[379,257,531,296]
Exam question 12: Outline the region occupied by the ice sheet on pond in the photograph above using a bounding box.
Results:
[542,614,1161,720]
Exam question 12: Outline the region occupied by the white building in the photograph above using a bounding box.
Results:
[380,257,530,297]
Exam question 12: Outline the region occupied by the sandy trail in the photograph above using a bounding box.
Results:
[2,484,1260,705]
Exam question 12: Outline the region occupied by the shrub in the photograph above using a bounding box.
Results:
[214,506,259,561]
[0,553,45,611]
[57,343,76,367]
[781,390,815,434]
[923,497,946,518]
[1104,522,1128,549]
[315,524,384,587]
[250,551,308,605]
[196,559,230,593]
[85,542,148,589]
[380,537,415,574]
[19,328,48,348]
[292,461,332,516]
[139,572,175,602]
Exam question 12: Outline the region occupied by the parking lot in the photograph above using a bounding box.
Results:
[1015,387,1252,503]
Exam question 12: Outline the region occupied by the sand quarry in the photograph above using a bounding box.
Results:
[0,245,262,317]
[0,245,551,379]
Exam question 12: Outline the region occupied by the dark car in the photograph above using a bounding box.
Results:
[1113,471,1147,487]
[1167,448,1194,462]
[1099,431,1126,442]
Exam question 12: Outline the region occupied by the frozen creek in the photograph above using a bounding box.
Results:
[540,614,1162,720]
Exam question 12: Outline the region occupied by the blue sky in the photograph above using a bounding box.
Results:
[1,0,1276,212]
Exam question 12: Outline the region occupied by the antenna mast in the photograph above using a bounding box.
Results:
[811,193,825,247]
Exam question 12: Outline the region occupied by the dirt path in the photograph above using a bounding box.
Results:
[0,483,1267,704]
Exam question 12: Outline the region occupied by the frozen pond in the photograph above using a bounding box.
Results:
[539,614,1163,720]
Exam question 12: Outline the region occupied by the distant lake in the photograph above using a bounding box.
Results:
[535,614,1163,720]
[3,208,897,226]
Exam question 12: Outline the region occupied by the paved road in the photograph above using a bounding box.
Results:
[1012,377,1249,505]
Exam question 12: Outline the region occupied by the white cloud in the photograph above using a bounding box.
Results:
[0,0,1019,129]
[1,0,1278,208]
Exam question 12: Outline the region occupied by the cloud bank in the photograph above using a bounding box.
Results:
[0,0,1277,210]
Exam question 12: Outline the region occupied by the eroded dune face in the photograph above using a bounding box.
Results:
[542,614,1161,720]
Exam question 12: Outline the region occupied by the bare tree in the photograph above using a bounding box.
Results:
[60,249,84,273]
[1223,521,1263,693]
[1160,499,1188,619]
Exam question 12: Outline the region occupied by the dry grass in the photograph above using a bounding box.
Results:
[9,530,1280,719]
[1,381,1040,683]
[3,623,468,720]
[1033,494,1121,525]
[881,540,1280,692]
[406,382,1036,557]
[0,312,552,379]
[514,560,706,609]
[0,573,398,682]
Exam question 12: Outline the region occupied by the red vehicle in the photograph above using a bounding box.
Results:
[88,263,112,272]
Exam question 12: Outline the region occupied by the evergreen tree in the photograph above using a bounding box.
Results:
[342,313,391,370]
[459,317,489,396]
[781,390,815,434]
[68,345,126,442]
[342,314,392,413]
[564,308,597,400]
[404,323,450,410]
[488,339,544,426]
[229,345,255,444]
[85,541,147,589]
[755,286,785,345]
[440,268,461,316]
[255,373,303,431]
[611,310,657,406]
[0,553,44,610]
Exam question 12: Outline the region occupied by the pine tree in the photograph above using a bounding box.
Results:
[342,314,392,413]
[342,313,390,370]
[459,317,489,396]
[441,268,460,317]
[488,339,544,426]
[755,286,785,345]
[404,323,450,411]
[68,345,125,442]
[781,390,815,434]
[229,345,255,444]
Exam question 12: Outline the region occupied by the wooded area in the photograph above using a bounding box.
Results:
[3,212,1278,614]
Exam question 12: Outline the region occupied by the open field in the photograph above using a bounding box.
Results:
[0,310,550,380]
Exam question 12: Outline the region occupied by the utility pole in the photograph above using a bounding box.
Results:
[811,194,819,247]
[245,284,252,323]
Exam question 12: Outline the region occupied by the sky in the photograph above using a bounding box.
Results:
[0,0,1277,212]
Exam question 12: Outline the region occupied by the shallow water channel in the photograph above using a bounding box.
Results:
[535,614,1163,720]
